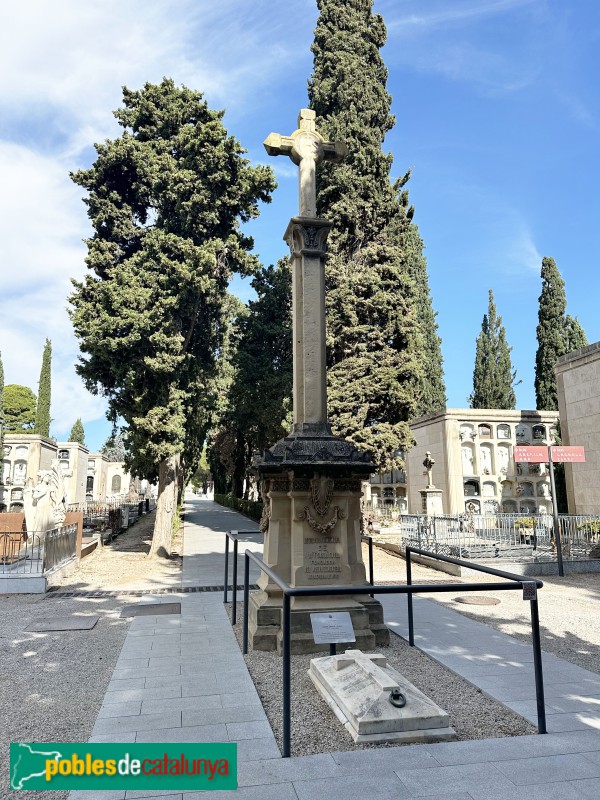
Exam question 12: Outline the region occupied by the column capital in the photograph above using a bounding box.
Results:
[284,216,333,257]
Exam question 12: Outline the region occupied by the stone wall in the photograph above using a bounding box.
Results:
[556,342,600,514]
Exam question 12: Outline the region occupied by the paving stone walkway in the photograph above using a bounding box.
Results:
[71,496,600,800]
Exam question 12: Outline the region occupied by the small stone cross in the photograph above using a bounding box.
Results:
[264,109,347,218]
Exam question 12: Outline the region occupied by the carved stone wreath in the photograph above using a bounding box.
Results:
[297,504,345,536]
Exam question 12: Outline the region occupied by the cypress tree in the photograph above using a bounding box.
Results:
[403,220,446,415]
[535,257,587,410]
[211,261,293,497]
[35,338,52,436]
[68,418,86,446]
[564,315,588,353]
[69,80,275,554]
[308,0,444,468]
[101,430,127,462]
[469,290,517,409]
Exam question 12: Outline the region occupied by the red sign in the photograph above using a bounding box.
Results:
[513,446,548,463]
[551,446,586,463]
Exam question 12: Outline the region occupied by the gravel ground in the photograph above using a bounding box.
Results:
[3,509,598,795]
[367,543,600,676]
[231,604,535,757]
[0,512,182,800]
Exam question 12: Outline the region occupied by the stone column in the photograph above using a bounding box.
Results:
[285,217,330,429]
[250,109,388,654]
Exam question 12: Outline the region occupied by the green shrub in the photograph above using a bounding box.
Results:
[515,517,536,528]
[577,519,600,535]
[214,493,263,522]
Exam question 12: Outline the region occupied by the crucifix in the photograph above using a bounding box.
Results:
[264,109,348,428]
[264,108,347,218]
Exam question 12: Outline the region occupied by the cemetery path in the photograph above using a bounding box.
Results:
[3,496,599,800]
[368,542,600,677]
[0,508,183,800]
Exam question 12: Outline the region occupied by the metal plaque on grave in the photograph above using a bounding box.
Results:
[311,612,356,644]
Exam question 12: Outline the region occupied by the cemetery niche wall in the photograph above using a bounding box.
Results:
[407,409,559,515]
[556,341,600,514]
[1,433,141,518]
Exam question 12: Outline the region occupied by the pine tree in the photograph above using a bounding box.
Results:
[308,0,444,468]
[69,79,274,555]
[68,418,86,446]
[3,385,37,431]
[469,290,517,409]
[535,257,587,410]
[34,339,51,436]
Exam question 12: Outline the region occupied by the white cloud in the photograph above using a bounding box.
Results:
[508,229,543,274]
[0,142,86,293]
[387,0,539,30]
[0,0,314,445]
[0,0,311,159]
[383,0,544,94]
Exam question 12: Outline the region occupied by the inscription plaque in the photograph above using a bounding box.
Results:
[311,612,356,644]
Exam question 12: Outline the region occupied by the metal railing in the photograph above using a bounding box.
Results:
[240,549,546,758]
[223,529,263,624]
[372,512,600,566]
[43,524,77,572]
[0,532,42,573]
[76,498,155,543]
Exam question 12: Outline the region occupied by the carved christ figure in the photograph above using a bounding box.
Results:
[264,108,347,218]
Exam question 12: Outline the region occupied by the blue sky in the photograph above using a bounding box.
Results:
[1,0,598,452]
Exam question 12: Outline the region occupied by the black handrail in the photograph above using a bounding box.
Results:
[241,549,546,758]
[361,534,374,596]
[406,545,546,735]
[223,529,262,624]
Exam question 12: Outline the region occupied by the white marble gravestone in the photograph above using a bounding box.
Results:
[309,649,456,744]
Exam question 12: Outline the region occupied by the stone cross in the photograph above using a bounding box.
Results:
[333,650,397,691]
[264,109,347,218]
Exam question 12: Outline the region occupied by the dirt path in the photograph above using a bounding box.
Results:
[52,510,183,592]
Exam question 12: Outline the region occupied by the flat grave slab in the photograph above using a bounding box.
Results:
[120,602,181,618]
[309,649,456,744]
[25,616,100,632]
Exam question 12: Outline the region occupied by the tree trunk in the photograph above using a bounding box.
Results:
[177,459,185,506]
[150,453,179,558]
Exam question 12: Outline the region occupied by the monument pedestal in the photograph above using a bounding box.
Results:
[420,488,444,515]
[250,112,389,654]
[249,427,389,654]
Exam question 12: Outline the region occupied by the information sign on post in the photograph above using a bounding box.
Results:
[512,444,585,579]
[550,446,586,463]
[513,446,548,463]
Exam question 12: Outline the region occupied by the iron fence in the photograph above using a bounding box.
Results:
[71,498,156,543]
[0,532,43,573]
[43,524,77,572]
[371,512,600,563]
